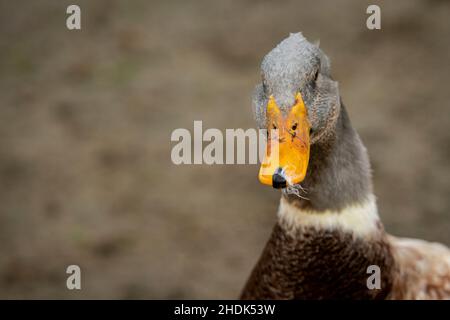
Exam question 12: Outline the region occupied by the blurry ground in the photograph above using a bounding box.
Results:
[0,0,449,298]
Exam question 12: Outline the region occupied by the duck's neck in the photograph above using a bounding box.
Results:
[286,104,373,212]
[241,105,395,299]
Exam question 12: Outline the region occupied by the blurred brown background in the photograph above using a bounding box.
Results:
[0,0,449,298]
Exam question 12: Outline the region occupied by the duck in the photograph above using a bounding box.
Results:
[240,33,450,300]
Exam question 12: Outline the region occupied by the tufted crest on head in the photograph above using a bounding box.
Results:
[253,33,340,144]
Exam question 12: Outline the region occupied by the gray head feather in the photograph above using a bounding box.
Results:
[253,33,339,144]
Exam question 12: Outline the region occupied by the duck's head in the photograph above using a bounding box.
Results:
[254,33,340,189]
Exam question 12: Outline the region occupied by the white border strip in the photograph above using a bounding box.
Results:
[278,194,380,236]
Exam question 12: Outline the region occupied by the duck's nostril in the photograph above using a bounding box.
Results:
[272,171,287,189]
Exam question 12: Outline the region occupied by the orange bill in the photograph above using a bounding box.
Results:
[259,93,310,188]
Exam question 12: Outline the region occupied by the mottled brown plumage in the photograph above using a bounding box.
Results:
[241,220,450,299]
[388,236,450,299]
[241,223,394,299]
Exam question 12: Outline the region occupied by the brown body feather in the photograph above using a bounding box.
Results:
[388,236,450,299]
[241,222,450,299]
[241,223,394,299]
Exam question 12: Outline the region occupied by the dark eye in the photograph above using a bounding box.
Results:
[262,75,267,93]
[291,123,297,131]
[273,124,277,129]
[313,69,319,82]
